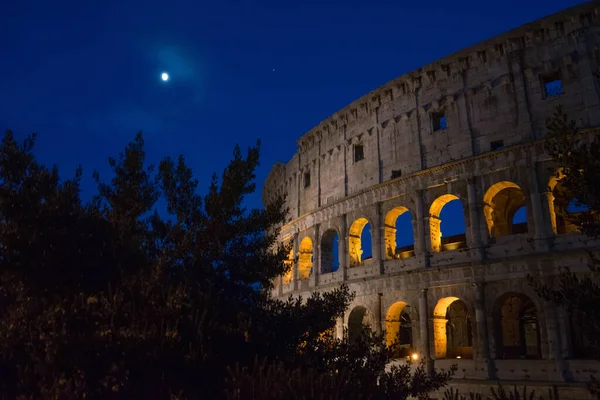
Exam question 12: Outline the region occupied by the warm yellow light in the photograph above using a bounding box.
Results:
[456,356,462,359]
[411,353,419,360]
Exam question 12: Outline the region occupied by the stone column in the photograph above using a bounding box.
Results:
[558,307,573,359]
[340,215,348,281]
[415,190,430,268]
[292,232,299,291]
[473,283,496,379]
[467,177,485,261]
[529,166,552,251]
[419,288,434,374]
[508,50,534,139]
[373,203,383,274]
[310,224,321,287]
[544,302,569,381]
[379,204,390,265]
[374,293,383,334]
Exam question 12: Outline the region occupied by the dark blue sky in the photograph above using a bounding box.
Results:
[1,0,586,219]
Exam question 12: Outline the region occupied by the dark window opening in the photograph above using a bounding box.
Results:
[432,111,447,131]
[391,169,402,179]
[541,71,563,98]
[354,143,364,163]
[491,140,504,151]
[304,172,311,188]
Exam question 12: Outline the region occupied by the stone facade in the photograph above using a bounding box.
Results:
[262,3,600,398]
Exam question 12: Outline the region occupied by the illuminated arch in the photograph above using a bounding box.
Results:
[383,207,415,260]
[493,292,541,359]
[320,229,340,273]
[298,237,313,280]
[432,297,473,359]
[429,194,466,253]
[548,169,583,235]
[348,217,371,267]
[385,301,414,358]
[483,181,528,237]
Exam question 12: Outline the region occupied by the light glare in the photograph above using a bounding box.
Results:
[161,72,169,81]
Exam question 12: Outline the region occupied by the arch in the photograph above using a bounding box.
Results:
[385,301,414,358]
[548,169,585,235]
[348,217,372,267]
[383,207,415,260]
[493,292,541,359]
[298,237,313,280]
[283,248,294,285]
[432,297,473,359]
[321,228,340,273]
[348,305,370,343]
[429,194,467,253]
[483,181,528,237]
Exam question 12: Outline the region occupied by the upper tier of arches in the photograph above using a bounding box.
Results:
[278,165,590,287]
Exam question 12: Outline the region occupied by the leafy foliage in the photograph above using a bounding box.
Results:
[525,107,600,398]
[227,328,455,400]
[0,130,452,399]
[544,106,600,238]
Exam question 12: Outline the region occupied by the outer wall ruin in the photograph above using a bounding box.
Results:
[262,3,600,398]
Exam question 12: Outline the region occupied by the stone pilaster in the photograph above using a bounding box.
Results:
[508,50,535,139]
[474,283,496,379]
[467,177,485,261]
[373,202,384,274]
[415,190,430,268]
[419,288,433,374]
[529,166,553,251]
[292,232,299,291]
[310,224,321,287]
[340,215,348,281]
[544,302,569,381]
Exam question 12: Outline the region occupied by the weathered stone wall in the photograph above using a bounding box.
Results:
[262,2,600,396]
[262,2,600,221]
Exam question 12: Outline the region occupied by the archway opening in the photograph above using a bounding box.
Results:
[483,181,528,237]
[321,229,340,273]
[283,248,294,285]
[298,237,313,280]
[385,301,413,358]
[430,195,467,252]
[348,306,370,343]
[512,206,527,234]
[495,293,541,359]
[433,297,473,359]
[348,218,372,267]
[548,169,588,235]
[384,207,415,260]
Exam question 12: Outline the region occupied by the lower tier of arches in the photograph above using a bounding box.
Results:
[287,258,600,385]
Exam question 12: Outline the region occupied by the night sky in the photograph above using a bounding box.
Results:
[0,0,587,251]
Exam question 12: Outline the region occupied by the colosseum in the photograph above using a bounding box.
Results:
[262,2,600,398]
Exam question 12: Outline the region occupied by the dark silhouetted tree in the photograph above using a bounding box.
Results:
[0,130,452,399]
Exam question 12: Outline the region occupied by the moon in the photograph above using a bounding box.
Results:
[161,72,169,81]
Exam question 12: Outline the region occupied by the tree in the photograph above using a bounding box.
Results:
[0,130,452,399]
[526,107,600,398]
[543,106,600,237]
